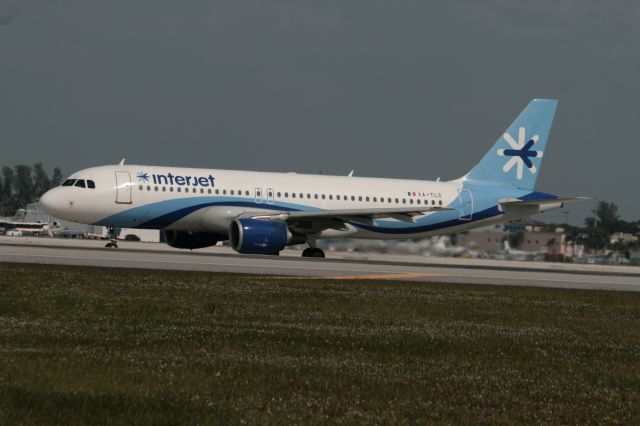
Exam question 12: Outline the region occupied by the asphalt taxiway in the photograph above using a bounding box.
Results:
[1,237,639,291]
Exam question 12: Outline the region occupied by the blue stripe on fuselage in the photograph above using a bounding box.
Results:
[94,190,556,235]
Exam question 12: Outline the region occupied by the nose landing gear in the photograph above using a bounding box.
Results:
[105,227,121,248]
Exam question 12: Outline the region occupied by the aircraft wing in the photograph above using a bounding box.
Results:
[246,206,453,226]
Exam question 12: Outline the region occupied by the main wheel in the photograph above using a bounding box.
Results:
[302,248,325,258]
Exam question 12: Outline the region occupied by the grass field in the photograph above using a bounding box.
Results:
[1,263,640,424]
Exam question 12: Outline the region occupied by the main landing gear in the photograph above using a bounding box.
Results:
[302,247,325,258]
[105,227,121,248]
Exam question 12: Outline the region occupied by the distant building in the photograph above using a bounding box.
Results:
[455,219,582,258]
[610,233,639,245]
[455,228,504,253]
[503,218,546,233]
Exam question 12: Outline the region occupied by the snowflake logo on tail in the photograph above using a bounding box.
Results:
[497,127,543,180]
[136,171,150,183]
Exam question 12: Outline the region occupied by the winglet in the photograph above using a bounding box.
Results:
[347,170,354,177]
[118,158,126,166]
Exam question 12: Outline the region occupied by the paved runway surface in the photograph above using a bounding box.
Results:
[1,239,639,292]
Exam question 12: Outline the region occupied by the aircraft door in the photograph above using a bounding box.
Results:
[255,187,263,203]
[115,171,132,204]
[457,189,473,221]
[266,187,274,204]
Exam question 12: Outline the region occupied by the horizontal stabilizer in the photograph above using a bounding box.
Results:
[499,197,590,214]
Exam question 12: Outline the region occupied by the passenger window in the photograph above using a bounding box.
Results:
[439,200,443,205]
[292,193,296,198]
[139,185,143,190]
[246,190,250,196]
[314,194,318,199]
[200,188,204,194]
[75,180,86,188]
[177,187,181,193]
[358,196,362,201]
[336,195,341,200]
[147,186,151,191]
[431,200,435,205]
[402,199,406,204]
[417,199,421,205]
[87,180,96,189]
[351,196,355,201]
[322,194,325,200]
[285,192,289,197]
[410,199,414,204]
[163,187,167,192]
[373,197,377,202]
[329,195,333,200]
[170,187,174,192]
[395,198,399,203]
[307,194,311,199]
[277,192,281,197]
[230,190,234,195]
[388,197,392,203]
[366,196,370,202]
[208,189,212,194]
[62,179,76,187]
[155,186,159,191]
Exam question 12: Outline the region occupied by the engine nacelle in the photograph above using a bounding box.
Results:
[162,230,226,250]
[229,218,290,254]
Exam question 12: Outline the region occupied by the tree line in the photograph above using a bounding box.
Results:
[543,201,639,252]
[0,164,63,217]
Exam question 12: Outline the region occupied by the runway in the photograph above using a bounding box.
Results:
[1,238,639,292]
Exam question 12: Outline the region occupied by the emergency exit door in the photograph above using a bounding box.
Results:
[457,189,473,221]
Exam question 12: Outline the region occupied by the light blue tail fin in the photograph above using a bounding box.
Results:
[465,99,558,190]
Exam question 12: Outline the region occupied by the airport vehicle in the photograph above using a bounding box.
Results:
[0,220,49,236]
[39,99,585,257]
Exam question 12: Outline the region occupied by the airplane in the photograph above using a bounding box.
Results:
[38,99,586,258]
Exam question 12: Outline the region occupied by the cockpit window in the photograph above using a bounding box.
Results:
[87,180,96,189]
[62,179,76,186]
[74,179,86,188]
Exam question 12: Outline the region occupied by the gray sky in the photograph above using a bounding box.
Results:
[1,1,639,224]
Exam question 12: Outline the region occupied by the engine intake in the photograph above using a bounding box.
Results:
[162,230,226,250]
[230,218,290,254]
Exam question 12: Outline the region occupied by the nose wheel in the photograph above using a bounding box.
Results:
[105,227,121,248]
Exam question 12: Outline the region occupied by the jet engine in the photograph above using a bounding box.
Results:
[229,218,293,255]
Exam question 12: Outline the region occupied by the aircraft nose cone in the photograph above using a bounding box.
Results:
[39,188,60,216]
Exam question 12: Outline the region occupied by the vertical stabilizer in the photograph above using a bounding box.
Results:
[464,99,558,190]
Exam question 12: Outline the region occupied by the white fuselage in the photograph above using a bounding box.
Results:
[40,164,514,241]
